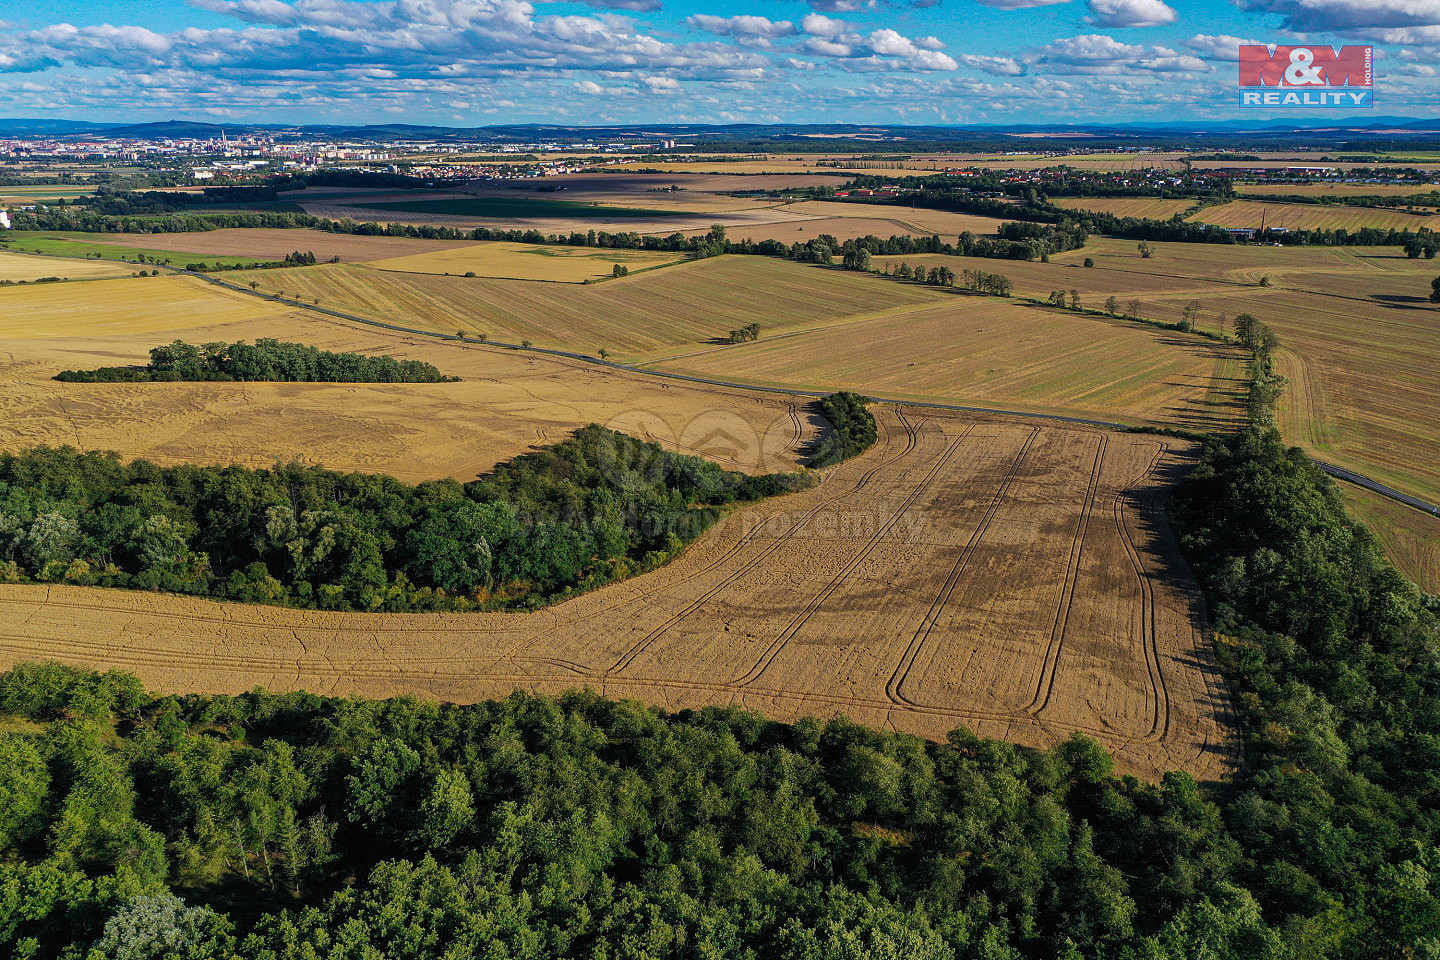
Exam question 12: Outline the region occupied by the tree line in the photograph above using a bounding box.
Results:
[0,426,802,612]
[55,339,455,385]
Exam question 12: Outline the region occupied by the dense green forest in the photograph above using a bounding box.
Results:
[0,427,801,611]
[0,424,1435,957]
[55,339,454,385]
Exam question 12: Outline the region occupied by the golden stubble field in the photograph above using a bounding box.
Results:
[75,228,476,262]
[368,242,685,282]
[1052,198,1199,220]
[1235,183,1440,199]
[645,296,1246,432]
[0,408,1239,783]
[0,250,136,282]
[0,273,815,480]
[1189,199,1440,233]
[231,256,946,357]
[873,240,1440,509]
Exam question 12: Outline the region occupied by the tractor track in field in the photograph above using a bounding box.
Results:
[600,409,925,683]
[885,427,1040,708]
[1027,432,1108,716]
[731,417,972,689]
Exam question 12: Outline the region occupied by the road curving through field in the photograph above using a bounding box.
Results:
[176,265,1440,518]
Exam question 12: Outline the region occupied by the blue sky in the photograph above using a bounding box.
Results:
[0,0,1434,126]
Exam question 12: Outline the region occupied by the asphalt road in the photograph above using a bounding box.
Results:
[187,268,1440,519]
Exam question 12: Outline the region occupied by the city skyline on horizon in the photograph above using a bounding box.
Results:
[0,0,1434,127]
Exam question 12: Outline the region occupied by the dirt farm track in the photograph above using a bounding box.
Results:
[0,408,1238,783]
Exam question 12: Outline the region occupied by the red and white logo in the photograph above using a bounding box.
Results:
[1239,44,1372,107]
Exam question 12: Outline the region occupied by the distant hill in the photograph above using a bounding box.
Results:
[4,117,1440,148]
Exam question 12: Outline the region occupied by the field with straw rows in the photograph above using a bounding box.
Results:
[951,153,1188,172]
[369,241,684,282]
[230,256,946,357]
[0,249,135,282]
[645,296,1246,431]
[680,215,992,244]
[0,272,815,480]
[0,408,1239,783]
[1051,197,1198,219]
[1188,199,1440,232]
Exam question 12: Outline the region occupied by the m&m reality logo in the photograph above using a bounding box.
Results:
[1238,44,1373,108]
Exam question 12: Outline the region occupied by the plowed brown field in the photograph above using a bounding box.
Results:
[0,408,1238,783]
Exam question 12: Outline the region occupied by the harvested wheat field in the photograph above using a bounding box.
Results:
[70,228,476,262]
[1235,182,1440,199]
[646,297,1246,431]
[774,201,1013,237]
[1188,200,1440,232]
[0,274,815,479]
[682,215,980,244]
[953,152,1188,173]
[369,241,684,282]
[0,407,1239,783]
[1051,197,1198,219]
[0,273,296,338]
[0,250,135,282]
[230,256,944,357]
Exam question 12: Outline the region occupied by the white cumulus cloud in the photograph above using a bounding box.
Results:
[1088,0,1176,28]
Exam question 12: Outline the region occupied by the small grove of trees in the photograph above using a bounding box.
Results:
[184,250,319,274]
[55,339,455,385]
[1404,235,1439,258]
[1180,301,1200,332]
[611,263,629,277]
[1432,276,1440,304]
[960,268,1012,296]
[892,263,957,286]
[728,323,761,344]
[806,391,877,467]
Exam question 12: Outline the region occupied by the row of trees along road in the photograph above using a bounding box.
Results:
[55,339,455,384]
